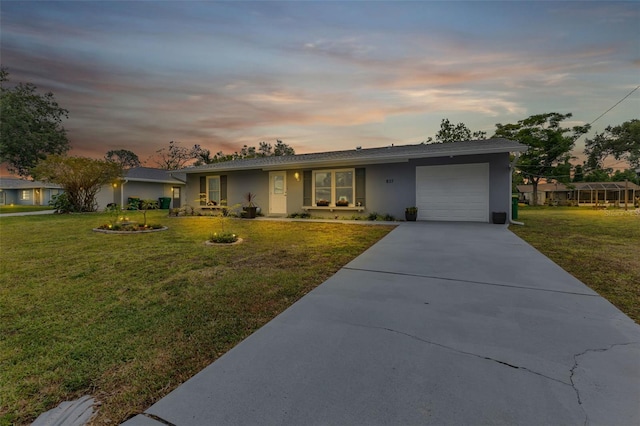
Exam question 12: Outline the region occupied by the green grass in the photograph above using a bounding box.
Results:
[0,211,394,424]
[510,206,640,323]
[0,205,53,214]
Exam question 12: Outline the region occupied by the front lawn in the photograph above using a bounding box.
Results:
[0,211,394,424]
[509,206,640,323]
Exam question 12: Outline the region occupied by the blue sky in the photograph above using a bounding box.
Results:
[1,1,638,167]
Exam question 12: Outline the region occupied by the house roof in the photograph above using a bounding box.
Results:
[122,167,186,184]
[182,138,526,173]
[0,177,63,190]
[573,181,640,191]
[517,181,640,193]
[517,183,569,192]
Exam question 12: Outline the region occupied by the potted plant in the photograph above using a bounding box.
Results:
[405,206,418,221]
[316,199,330,207]
[336,197,349,207]
[243,192,258,218]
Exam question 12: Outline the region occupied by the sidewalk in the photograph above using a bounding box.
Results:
[0,209,56,217]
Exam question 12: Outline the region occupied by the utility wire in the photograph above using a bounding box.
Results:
[587,85,639,127]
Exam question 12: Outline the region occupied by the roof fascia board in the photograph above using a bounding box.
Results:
[118,177,185,185]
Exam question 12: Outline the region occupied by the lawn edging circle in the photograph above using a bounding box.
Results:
[204,238,244,246]
[92,226,169,234]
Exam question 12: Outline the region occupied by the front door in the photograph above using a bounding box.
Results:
[172,187,181,208]
[269,171,287,215]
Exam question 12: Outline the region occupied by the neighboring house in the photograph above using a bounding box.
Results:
[180,139,526,222]
[516,183,570,205]
[95,167,186,210]
[0,177,63,206]
[517,181,640,206]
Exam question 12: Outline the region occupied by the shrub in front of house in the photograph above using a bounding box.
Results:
[208,232,238,244]
[49,193,75,213]
[288,211,311,219]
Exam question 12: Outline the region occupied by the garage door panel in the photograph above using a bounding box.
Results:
[416,163,489,222]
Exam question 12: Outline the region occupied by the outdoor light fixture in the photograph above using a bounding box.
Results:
[294,172,301,181]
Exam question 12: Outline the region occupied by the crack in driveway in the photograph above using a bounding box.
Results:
[346,321,571,386]
[342,266,599,297]
[346,321,638,426]
[569,342,639,426]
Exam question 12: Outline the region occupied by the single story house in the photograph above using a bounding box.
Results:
[0,177,63,206]
[180,139,526,222]
[516,183,570,205]
[95,167,186,210]
[517,181,640,206]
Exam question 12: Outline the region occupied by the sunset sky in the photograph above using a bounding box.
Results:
[1,1,638,169]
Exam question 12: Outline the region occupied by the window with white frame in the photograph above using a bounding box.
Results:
[313,169,354,206]
[20,190,31,201]
[207,176,221,205]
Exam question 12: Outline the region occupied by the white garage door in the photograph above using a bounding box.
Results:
[416,163,489,222]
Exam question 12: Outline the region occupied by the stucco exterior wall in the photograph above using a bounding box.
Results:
[188,152,512,221]
[95,182,180,210]
[227,170,269,209]
[95,185,117,210]
[364,162,415,218]
[187,171,269,212]
[3,189,26,205]
[285,170,304,215]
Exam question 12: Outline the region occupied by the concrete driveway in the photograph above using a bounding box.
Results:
[123,222,640,426]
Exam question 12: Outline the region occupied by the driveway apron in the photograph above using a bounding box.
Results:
[124,222,640,426]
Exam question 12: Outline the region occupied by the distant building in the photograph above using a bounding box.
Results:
[0,178,63,206]
[517,182,639,206]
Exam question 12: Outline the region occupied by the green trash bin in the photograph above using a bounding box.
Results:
[512,195,519,220]
[127,197,141,210]
[158,197,171,209]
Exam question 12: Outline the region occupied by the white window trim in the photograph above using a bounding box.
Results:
[20,190,31,201]
[206,176,221,205]
[312,168,355,207]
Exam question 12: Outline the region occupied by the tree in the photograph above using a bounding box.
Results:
[193,140,296,166]
[31,155,122,212]
[611,168,639,184]
[572,164,584,182]
[512,170,525,187]
[0,68,70,177]
[426,118,487,144]
[192,145,213,166]
[584,168,611,182]
[493,112,590,206]
[550,159,573,184]
[273,140,295,156]
[584,119,640,170]
[153,140,197,170]
[106,149,141,170]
